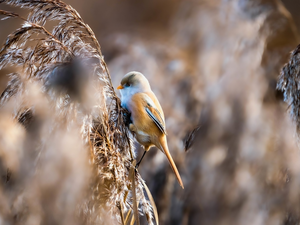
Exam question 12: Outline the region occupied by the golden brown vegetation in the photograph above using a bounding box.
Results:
[0,1,157,224]
[2,0,300,225]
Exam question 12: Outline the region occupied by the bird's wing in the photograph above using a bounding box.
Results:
[142,94,167,135]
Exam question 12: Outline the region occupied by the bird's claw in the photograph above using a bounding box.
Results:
[129,123,137,132]
[135,162,140,170]
[122,109,132,127]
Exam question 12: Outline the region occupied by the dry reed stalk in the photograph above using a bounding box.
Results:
[278,44,300,134]
[0,0,157,224]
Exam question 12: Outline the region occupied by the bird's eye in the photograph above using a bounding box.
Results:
[124,83,130,87]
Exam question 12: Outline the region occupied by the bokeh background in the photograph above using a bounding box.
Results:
[1,0,300,224]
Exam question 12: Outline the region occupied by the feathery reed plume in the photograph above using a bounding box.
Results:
[277,44,300,133]
[0,1,156,224]
[184,125,200,152]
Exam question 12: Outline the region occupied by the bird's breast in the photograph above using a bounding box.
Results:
[135,129,151,146]
[128,93,162,136]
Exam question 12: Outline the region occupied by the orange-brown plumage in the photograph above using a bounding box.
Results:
[118,71,184,189]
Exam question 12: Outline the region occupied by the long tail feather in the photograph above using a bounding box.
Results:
[159,139,184,189]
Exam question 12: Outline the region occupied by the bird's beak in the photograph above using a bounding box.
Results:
[117,85,124,90]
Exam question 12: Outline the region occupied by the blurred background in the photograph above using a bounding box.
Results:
[1,0,300,224]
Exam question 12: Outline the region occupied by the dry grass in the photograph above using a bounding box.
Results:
[0,1,157,224]
[2,1,300,225]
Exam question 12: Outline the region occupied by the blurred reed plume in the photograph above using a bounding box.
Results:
[0,0,157,224]
[103,1,300,224]
[3,0,300,225]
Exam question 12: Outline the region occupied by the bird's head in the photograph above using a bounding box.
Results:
[117,71,151,96]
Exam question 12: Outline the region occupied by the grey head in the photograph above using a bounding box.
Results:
[117,71,152,107]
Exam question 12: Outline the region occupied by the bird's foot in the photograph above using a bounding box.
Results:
[135,161,140,170]
[129,123,137,132]
[134,163,140,174]
[135,150,146,171]
[122,108,132,127]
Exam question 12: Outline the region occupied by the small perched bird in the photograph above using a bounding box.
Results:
[117,71,184,189]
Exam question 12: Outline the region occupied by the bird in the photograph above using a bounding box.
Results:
[117,71,184,189]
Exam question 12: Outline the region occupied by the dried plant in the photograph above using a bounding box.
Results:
[277,44,300,133]
[100,1,300,225]
[0,0,157,224]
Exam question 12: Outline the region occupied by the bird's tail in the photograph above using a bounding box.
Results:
[159,139,184,189]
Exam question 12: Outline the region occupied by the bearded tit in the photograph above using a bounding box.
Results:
[117,71,184,189]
